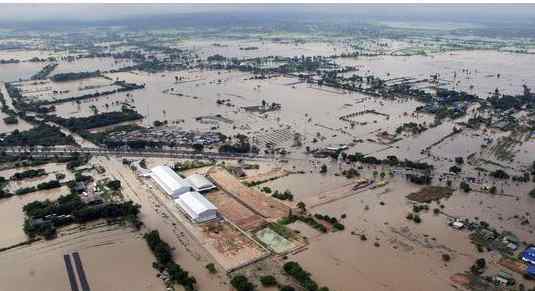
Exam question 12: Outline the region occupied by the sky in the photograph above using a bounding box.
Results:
[0,4,533,25]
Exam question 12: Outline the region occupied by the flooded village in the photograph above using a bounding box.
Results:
[0,4,534,291]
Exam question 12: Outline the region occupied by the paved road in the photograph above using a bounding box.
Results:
[0,146,273,161]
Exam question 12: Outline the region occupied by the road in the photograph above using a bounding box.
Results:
[0,146,273,161]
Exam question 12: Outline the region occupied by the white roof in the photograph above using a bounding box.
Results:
[174,191,217,222]
[150,166,191,196]
[185,174,216,192]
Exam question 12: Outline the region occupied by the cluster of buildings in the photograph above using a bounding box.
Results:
[150,165,218,223]
[107,127,224,147]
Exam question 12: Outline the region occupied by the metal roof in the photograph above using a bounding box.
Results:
[523,247,535,264]
[185,174,216,192]
[174,191,217,222]
[150,166,191,196]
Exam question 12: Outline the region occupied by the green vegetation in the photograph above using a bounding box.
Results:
[283,261,329,291]
[343,152,433,171]
[174,160,215,172]
[10,168,47,180]
[314,214,345,231]
[406,174,432,185]
[406,213,422,223]
[205,263,217,274]
[144,230,197,290]
[219,134,258,154]
[31,63,58,80]
[23,194,141,239]
[489,169,510,179]
[529,188,535,199]
[341,168,360,179]
[272,190,294,201]
[460,181,472,192]
[0,176,11,199]
[15,180,61,195]
[260,275,277,287]
[395,122,427,135]
[0,91,18,123]
[105,180,121,191]
[1,124,76,146]
[449,165,461,174]
[231,275,255,291]
[3,116,18,124]
[50,71,100,82]
[47,108,142,132]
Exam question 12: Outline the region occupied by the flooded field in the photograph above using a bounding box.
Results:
[0,226,165,291]
[337,50,535,96]
[0,187,67,249]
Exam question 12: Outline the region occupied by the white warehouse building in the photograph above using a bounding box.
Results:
[174,191,218,223]
[185,173,216,192]
[150,165,218,223]
[150,166,192,198]
[150,166,217,197]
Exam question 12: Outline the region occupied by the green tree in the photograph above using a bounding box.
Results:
[231,275,255,291]
[460,181,471,192]
[529,188,535,199]
[260,275,277,287]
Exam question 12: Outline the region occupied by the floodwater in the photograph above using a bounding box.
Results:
[282,176,533,291]
[337,50,535,96]
[0,187,67,249]
[178,38,353,59]
[0,226,165,291]
[1,42,535,291]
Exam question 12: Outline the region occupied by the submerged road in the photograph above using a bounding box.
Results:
[63,254,80,291]
[72,252,91,291]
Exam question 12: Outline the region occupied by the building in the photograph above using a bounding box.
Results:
[174,191,218,223]
[185,173,216,193]
[522,246,535,265]
[150,166,192,198]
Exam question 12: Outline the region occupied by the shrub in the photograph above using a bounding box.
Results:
[106,180,122,191]
[261,186,272,194]
[333,223,345,231]
[231,275,255,291]
[442,254,451,262]
[260,275,277,287]
[490,169,510,179]
[460,181,471,192]
[449,165,461,174]
[529,188,535,199]
[206,263,217,274]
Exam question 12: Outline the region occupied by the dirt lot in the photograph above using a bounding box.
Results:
[199,221,270,272]
[207,167,290,221]
[205,190,266,231]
